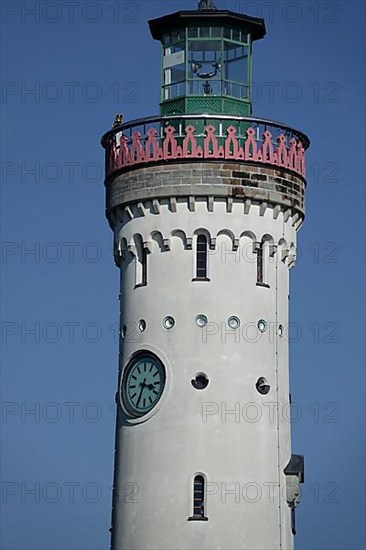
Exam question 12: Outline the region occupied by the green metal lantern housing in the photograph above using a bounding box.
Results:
[148,9,266,117]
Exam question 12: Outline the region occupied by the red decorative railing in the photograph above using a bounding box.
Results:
[101,115,309,179]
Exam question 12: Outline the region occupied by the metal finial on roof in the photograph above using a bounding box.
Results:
[198,0,217,11]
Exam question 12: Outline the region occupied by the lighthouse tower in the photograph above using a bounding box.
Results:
[102,2,309,549]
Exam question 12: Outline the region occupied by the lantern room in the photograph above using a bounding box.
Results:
[148,3,266,117]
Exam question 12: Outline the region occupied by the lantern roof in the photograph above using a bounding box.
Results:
[148,10,266,42]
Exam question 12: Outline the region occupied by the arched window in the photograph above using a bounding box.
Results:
[135,236,148,287]
[188,475,208,521]
[196,235,208,279]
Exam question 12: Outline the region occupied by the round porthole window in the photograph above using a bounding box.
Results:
[256,377,270,395]
[191,373,209,390]
[278,324,284,337]
[258,319,267,333]
[163,316,175,330]
[195,315,208,328]
[138,320,146,333]
[228,316,240,330]
[121,325,127,339]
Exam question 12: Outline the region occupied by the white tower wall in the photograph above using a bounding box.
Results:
[109,193,301,550]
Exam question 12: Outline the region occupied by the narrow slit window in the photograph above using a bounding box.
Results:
[188,475,207,520]
[256,241,270,288]
[141,246,147,285]
[135,238,148,287]
[257,243,264,284]
[196,235,208,279]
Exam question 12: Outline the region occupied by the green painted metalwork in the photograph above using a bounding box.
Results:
[149,8,266,118]
[160,96,251,117]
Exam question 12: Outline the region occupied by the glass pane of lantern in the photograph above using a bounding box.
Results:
[224,42,248,98]
[188,39,222,96]
[224,27,232,39]
[188,27,198,38]
[171,29,185,43]
[164,42,185,56]
[232,28,240,41]
[211,26,222,38]
[163,42,186,99]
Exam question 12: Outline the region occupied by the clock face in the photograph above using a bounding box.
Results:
[122,354,166,417]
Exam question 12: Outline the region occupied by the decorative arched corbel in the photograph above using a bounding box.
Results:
[284,209,292,223]
[269,244,278,257]
[273,205,281,219]
[125,206,134,220]
[188,197,196,212]
[113,255,122,269]
[169,197,177,212]
[253,241,261,253]
[292,213,300,227]
[294,217,303,231]
[281,248,290,262]
[151,199,160,214]
[288,254,296,269]
[127,244,137,257]
[143,241,152,254]
[137,202,146,216]
[259,202,268,217]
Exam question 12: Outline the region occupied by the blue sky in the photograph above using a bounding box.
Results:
[1,1,365,549]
